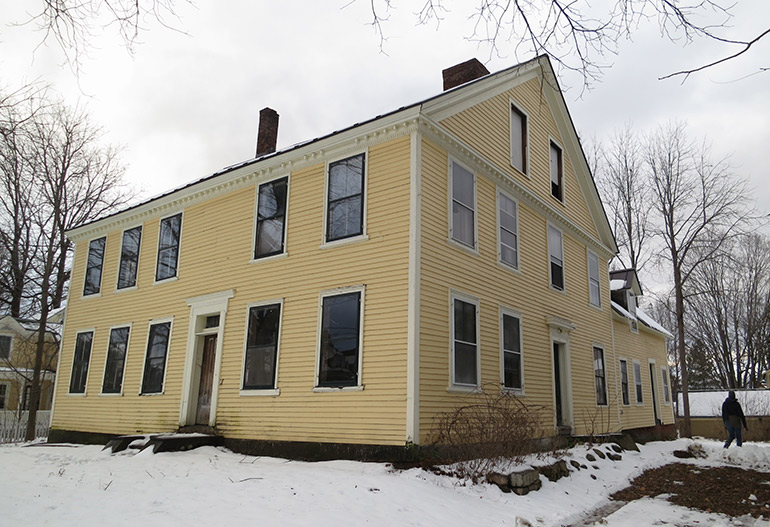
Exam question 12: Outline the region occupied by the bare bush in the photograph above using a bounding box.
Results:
[429,385,545,480]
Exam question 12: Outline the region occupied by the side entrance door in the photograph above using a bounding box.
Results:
[195,334,217,425]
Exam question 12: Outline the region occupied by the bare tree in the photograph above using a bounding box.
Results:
[646,120,754,437]
[595,125,652,273]
[358,1,768,87]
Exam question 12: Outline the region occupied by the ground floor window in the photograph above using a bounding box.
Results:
[243,303,282,390]
[102,327,130,394]
[69,331,93,394]
[633,360,643,404]
[661,366,671,403]
[0,383,8,409]
[141,321,172,394]
[620,359,629,405]
[452,294,479,387]
[501,311,522,390]
[593,347,607,405]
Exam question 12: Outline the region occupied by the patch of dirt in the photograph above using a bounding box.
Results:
[611,462,770,519]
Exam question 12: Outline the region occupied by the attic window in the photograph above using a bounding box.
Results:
[510,103,527,174]
[550,141,563,202]
[0,335,10,360]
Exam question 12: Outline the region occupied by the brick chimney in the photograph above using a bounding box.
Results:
[442,58,490,91]
[256,107,279,157]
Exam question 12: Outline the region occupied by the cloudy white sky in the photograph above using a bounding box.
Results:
[1,1,768,213]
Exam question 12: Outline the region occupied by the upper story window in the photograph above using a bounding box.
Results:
[83,237,106,296]
[587,250,601,307]
[102,326,130,394]
[450,160,476,249]
[0,335,11,360]
[498,191,519,269]
[326,154,365,243]
[317,288,364,388]
[510,103,528,174]
[243,302,282,390]
[69,331,93,394]
[141,320,172,394]
[501,311,522,390]
[452,294,479,388]
[255,177,288,258]
[619,359,630,406]
[548,225,564,291]
[550,141,563,202]
[593,346,607,406]
[156,213,182,282]
[117,226,142,289]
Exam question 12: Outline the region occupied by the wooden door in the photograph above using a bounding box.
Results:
[195,335,217,425]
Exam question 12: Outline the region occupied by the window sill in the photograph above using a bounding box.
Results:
[447,385,481,394]
[312,385,364,393]
[497,260,522,275]
[240,388,280,397]
[589,302,603,311]
[139,392,165,396]
[549,285,567,295]
[446,238,479,257]
[81,292,102,300]
[320,234,369,250]
[99,392,123,397]
[250,252,288,265]
[115,286,138,294]
[66,392,87,397]
[153,276,178,286]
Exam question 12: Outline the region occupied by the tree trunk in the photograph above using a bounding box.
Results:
[674,264,692,438]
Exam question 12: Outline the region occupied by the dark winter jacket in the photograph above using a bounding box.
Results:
[721,393,748,429]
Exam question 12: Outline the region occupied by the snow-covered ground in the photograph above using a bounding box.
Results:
[0,438,767,527]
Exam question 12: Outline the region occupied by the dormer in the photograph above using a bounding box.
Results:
[610,269,643,332]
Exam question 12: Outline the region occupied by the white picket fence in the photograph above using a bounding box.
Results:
[0,411,50,443]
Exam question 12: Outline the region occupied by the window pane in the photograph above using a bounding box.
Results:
[256,218,285,256]
[318,292,361,387]
[243,304,281,389]
[328,195,363,241]
[511,106,526,173]
[551,261,564,290]
[156,214,181,281]
[452,202,474,247]
[504,351,522,390]
[452,162,474,208]
[142,322,170,394]
[69,332,93,394]
[329,155,364,201]
[454,342,477,385]
[103,327,130,393]
[118,227,142,289]
[454,300,476,344]
[548,226,562,259]
[84,237,106,295]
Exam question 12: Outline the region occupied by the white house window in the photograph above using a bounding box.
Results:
[450,161,475,249]
[498,191,519,269]
[452,296,479,387]
[255,177,288,258]
[550,141,563,202]
[510,103,527,174]
[661,366,671,404]
[0,383,8,409]
[327,154,365,242]
[593,347,607,406]
[102,326,130,394]
[83,237,106,295]
[69,331,93,394]
[317,290,363,388]
[501,312,522,390]
[633,360,643,404]
[620,359,630,406]
[0,335,11,360]
[587,250,601,307]
[117,226,142,289]
[141,321,171,394]
[548,225,564,291]
[243,303,282,390]
[156,213,182,281]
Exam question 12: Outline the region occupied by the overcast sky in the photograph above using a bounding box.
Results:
[1,2,768,226]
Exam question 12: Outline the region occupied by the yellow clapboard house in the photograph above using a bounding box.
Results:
[50,56,675,456]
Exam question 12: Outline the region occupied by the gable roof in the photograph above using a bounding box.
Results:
[66,55,617,257]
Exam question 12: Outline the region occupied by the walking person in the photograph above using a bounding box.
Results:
[722,390,748,448]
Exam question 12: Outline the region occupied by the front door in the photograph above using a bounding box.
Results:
[195,334,217,425]
[553,342,564,426]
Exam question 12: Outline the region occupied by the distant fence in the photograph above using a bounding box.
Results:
[0,411,50,443]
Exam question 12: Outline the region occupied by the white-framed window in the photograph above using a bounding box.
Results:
[0,335,12,360]
[117,226,142,290]
[548,224,564,291]
[619,358,630,406]
[255,176,289,258]
[83,236,106,296]
[550,140,563,202]
[0,382,9,409]
[593,346,607,406]
[242,300,283,391]
[315,286,365,389]
[155,213,182,282]
[451,291,480,388]
[500,308,523,391]
[140,319,173,394]
[450,160,476,249]
[587,249,601,307]
[633,360,643,404]
[102,326,131,394]
[325,154,365,243]
[661,366,671,404]
[510,101,528,174]
[498,190,519,269]
[69,331,94,394]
